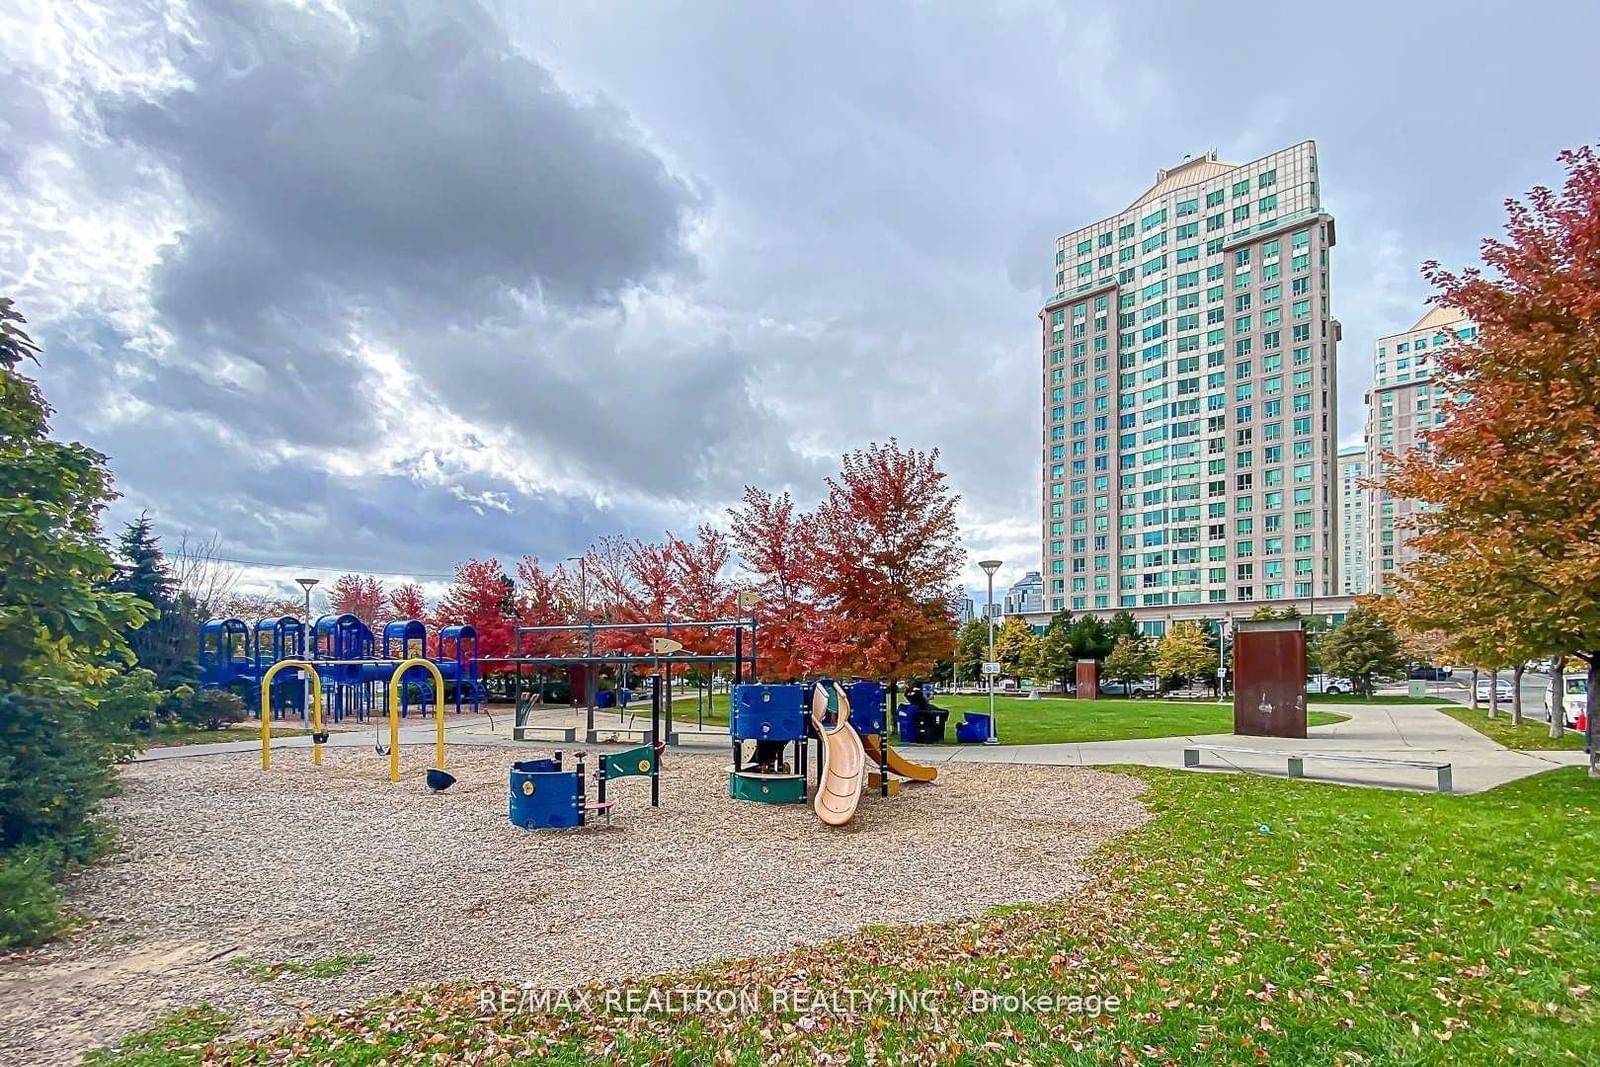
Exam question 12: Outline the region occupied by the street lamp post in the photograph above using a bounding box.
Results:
[979,559,1002,745]
[294,578,318,722]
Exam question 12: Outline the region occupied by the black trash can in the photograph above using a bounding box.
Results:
[907,707,948,743]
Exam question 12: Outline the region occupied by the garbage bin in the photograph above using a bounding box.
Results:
[909,708,947,743]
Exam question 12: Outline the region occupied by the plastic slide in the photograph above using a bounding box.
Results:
[859,734,938,783]
[811,683,865,827]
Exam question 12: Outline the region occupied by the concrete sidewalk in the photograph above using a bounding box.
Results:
[895,701,1589,793]
[137,701,1589,794]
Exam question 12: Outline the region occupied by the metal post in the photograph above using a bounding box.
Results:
[651,674,662,807]
[980,561,1001,745]
[585,623,595,740]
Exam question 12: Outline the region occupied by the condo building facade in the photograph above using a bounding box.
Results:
[1038,143,1349,634]
[1338,445,1368,594]
[1364,305,1476,593]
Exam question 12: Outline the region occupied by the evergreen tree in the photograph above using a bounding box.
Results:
[1320,608,1406,699]
[108,512,174,608]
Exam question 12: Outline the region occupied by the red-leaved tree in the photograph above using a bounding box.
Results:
[434,559,517,665]
[809,440,963,687]
[387,582,429,622]
[727,488,827,680]
[328,573,385,622]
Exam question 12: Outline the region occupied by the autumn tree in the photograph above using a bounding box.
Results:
[434,559,517,663]
[669,524,734,656]
[328,573,386,622]
[387,582,429,622]
[993,617,1038,680]
[1380,146,1600,768]
[727,488,828,680]
[807,440,964,691]
[1156,622,1213,691]
[1103,633,1155,695]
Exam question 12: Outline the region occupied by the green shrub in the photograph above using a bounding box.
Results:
[0,846,68,949]
[175,689,247,731]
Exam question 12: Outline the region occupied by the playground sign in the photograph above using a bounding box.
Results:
[982,662,1002,676]
[737,591,761,610]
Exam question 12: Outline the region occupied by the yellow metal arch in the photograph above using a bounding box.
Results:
[259,659,324,770]
[387,658,447,784]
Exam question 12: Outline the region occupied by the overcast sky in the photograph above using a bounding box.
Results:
[4,0,1596,604]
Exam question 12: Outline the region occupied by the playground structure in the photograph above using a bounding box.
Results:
[198,614,483,723]
[256,656,448,784]
[728,679,938,827]
[502,617,758,744]
[508,677,665,829]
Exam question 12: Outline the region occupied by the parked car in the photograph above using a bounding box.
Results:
[1407,664,1453,681]
[1099,678,1157,698]
[1544,675,1589,728]
[1473,676,1514,704]
[1306,674,1357,695]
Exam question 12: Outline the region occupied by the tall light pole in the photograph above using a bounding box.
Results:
[294,577,318,722]
[979,559,1002,745]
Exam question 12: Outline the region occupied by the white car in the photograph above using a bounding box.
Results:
[1544,676,1589,728]
[1473,677,1514,704]
[1306,674,1356,695]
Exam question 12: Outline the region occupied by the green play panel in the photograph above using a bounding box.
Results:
[728,770,806,804]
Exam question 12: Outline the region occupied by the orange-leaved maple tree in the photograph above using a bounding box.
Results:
[1380,145,1600,760]
[727,487,831,680]
[808,439,964,687]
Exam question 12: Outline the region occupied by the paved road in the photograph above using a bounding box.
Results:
[140,701,1591,795]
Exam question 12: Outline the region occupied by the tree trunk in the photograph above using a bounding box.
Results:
[1549,655,1565,740]
[1511,663,1524,725]
[1470,668,1480,710]
[1488,668,1500,719]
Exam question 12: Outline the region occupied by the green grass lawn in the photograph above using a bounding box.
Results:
[142,724,308,748]
[1437,705,1588,751]
[109,766,1598,1065]
[659,690,1345,744]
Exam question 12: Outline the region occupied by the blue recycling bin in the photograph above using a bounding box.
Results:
[956,712,992,744]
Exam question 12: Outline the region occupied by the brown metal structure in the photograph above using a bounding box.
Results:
[1075,659,1101,700]
[1232,619,1307,738]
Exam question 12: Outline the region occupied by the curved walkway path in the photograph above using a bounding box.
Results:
[138,702,1589,793]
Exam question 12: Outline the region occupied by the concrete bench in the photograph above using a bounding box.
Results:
[513,725,577,743]
[586,728,657,745]
[1183,744,1453,793]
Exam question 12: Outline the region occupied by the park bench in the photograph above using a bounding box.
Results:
[1182,744,1453,793]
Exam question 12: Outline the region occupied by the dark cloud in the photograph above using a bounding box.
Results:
[91,0,703,447]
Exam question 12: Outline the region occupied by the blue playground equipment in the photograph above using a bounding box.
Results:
[728,683,809,804]
[198,618,255,690]
[508,744,661,830]
[507,677,665,830]
[253,615,306,719]
[437,624,485,713]
[198,612,483,724]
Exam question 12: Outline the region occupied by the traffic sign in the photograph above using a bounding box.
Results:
[982,661,1002,676]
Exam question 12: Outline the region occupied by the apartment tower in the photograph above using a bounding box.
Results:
[1039,143,1341,629]
[1338,445,1368,594]
[1364,306,1476,593]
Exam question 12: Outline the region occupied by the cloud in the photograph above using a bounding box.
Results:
[9,0,1600,601]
